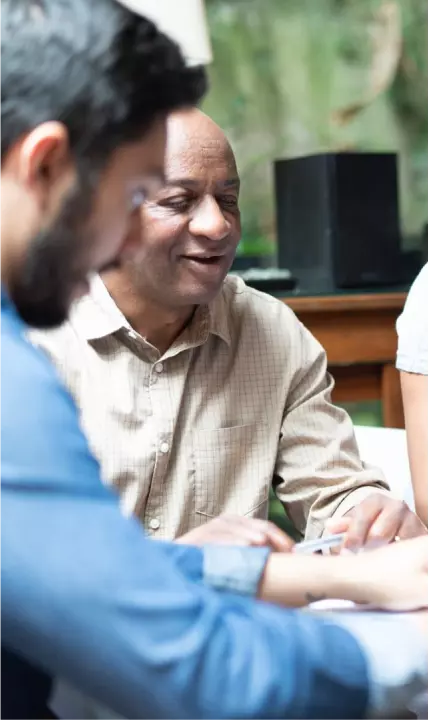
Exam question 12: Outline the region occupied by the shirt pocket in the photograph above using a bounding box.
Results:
[191,424,271,519]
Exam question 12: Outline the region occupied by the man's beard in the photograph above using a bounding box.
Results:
[9,181,94,329]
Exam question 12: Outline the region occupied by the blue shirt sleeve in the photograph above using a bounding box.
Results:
[1,323,370,720]
[156,541,270,598]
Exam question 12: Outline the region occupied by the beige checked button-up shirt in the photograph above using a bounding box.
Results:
[30,274,388,541]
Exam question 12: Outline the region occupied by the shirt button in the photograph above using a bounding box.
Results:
[155,363,164,373]
[160,441,169,454]
[149,518,160,531]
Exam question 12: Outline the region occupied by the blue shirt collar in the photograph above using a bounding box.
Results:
[1,285,25,332]
[0,283,11,307]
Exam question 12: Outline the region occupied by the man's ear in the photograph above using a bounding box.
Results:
[17,122,76,211]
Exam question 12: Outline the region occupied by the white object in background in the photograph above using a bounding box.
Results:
[354,425,414,511]
[115,0,212,65]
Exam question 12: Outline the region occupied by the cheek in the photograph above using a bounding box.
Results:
[141,211,188,262]
[232,214,241,245]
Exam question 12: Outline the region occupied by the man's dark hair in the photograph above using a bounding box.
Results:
[1,0,207,166]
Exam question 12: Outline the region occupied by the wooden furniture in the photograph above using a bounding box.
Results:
[282,289,408,428]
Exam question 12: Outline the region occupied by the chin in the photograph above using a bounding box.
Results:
[187,282,224,306]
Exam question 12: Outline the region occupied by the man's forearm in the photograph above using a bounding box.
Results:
[179,543,355,608]
[259,552,358,607]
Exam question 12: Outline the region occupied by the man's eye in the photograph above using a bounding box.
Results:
[219,196,238,209]
[159,197,192,212]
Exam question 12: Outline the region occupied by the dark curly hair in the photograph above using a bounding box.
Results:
[1,0,207,166]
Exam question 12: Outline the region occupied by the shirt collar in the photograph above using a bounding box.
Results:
[71,275,231,347]
[70,274,130,340]
[1,284,12,309]
[1,285,25,330]
[206,288,231,346]
[0,283,8,305]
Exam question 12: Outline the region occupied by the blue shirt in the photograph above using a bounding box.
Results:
[0,286,401,719]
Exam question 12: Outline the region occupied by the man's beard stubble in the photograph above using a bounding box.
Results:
[10,180,94,329]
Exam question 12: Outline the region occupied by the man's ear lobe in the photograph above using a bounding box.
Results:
[19,121,73,191]
[13,122,76,215]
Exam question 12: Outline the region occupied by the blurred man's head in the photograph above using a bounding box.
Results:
[1,0,206,328]
[116,108,241,311]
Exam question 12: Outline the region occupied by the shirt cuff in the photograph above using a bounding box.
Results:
[329,486,391,523]
[331,612,428,718]
[203,545,270,597]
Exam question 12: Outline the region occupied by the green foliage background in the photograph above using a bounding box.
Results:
[203,0,428,257]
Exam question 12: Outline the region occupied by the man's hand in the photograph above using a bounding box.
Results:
[260,536,428,610]
[326,493,427,550]
[176,515,294,552]
[350,536,428,611]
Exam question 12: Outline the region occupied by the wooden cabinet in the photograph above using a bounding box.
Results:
[282,290,407,428]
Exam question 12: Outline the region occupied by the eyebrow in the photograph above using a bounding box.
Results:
[165,176,240,190]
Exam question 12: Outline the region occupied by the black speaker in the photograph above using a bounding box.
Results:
[274,152,403,292]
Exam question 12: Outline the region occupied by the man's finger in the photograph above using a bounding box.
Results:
[217,515,294,550]
[367,506,403,544]
[222,524,267,545]
[397,511,428,540]
[207,534,250,546]
[218,516,270,545]
[263,526,295,552]
[239,518,294,551]
[342,501,383,549]
[325,516,352,535]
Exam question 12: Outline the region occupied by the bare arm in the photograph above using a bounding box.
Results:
[400,371,428,526]
[259,536,427,611]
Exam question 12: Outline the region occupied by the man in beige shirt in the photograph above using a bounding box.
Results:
[31,109,425,547]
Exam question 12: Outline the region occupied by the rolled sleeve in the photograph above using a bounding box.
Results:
[331,612,428,718]
[138,542,270,598]
[203,545,270,596]
[396,264,428,376]
[328,486,390,522]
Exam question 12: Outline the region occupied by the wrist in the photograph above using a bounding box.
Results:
[259,552,359,607]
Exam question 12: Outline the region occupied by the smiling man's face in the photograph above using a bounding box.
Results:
[124,108,241,309]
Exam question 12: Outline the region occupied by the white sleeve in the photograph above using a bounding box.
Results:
[332,612,428,719]
[396,264,428,375]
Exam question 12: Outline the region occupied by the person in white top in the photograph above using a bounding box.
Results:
[396,263,428,525]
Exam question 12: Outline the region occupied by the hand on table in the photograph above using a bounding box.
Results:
[325,493,427,551]
[176,514,294,552]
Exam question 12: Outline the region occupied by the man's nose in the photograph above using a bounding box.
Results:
[189,195,230,241]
